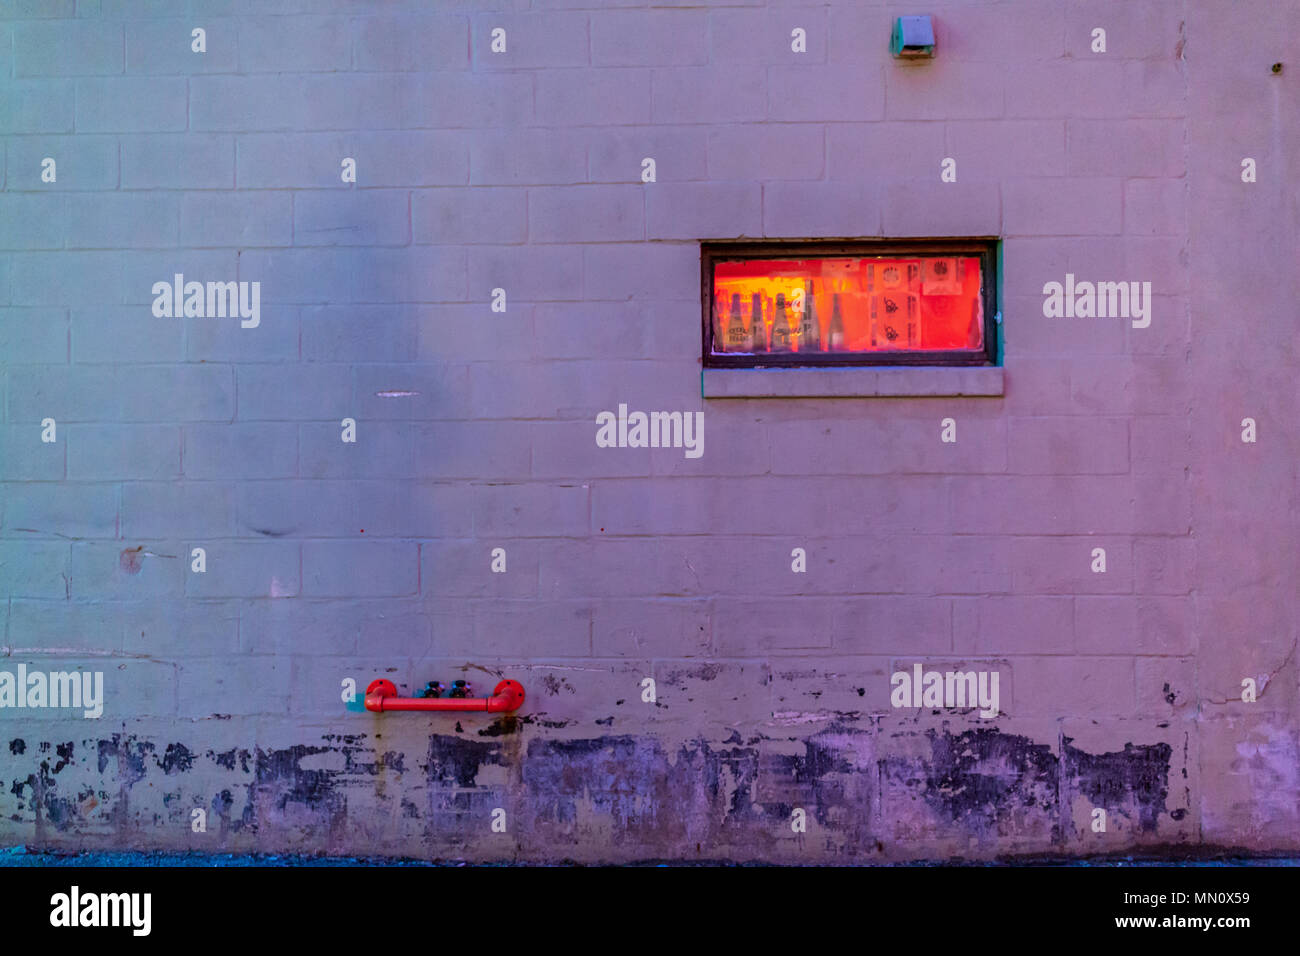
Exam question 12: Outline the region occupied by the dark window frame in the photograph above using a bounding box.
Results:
[700,238,1000,369]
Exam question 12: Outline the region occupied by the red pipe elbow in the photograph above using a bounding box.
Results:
[485,679,525,713]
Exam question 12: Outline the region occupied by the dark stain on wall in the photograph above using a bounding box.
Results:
[210,747,252,773]
[0,725,1181,858]
[10,743,98,834]
[428,734,500,789]
[876,729,1174,845]
[254,744,343,820]
[517,735,768,851]
[477,716,525,737]
[1062,737,1174,833]
[159,743,194,775]
[97,734,154,786]
[53,742,74,774]
[913,728,1057,833]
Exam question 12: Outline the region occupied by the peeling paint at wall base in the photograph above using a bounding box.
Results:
[1,718,1233,863]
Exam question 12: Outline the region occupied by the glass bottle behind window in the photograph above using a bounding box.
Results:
[724,292,749,352]
[800,281,820,351]
[905,262,921,347]
[827,292,846,350]
[771,292,793,351]
[750,293,767,352]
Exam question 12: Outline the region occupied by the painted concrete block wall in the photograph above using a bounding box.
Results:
[0,0,1296,861]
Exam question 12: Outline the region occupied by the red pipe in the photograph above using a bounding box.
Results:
[364,679,525,714]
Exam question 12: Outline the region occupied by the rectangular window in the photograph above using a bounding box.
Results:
[702,239,999,368]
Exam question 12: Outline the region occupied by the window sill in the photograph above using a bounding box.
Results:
[702,365,1004,399]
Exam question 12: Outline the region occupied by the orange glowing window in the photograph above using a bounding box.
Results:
[703,241,997,367]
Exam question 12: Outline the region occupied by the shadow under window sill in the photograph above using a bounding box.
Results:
[701,365,1005,399]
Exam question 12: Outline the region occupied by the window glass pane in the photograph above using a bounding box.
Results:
[711,255,984,355]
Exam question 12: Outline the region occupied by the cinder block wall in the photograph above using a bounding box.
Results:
[1,0,1296,862]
